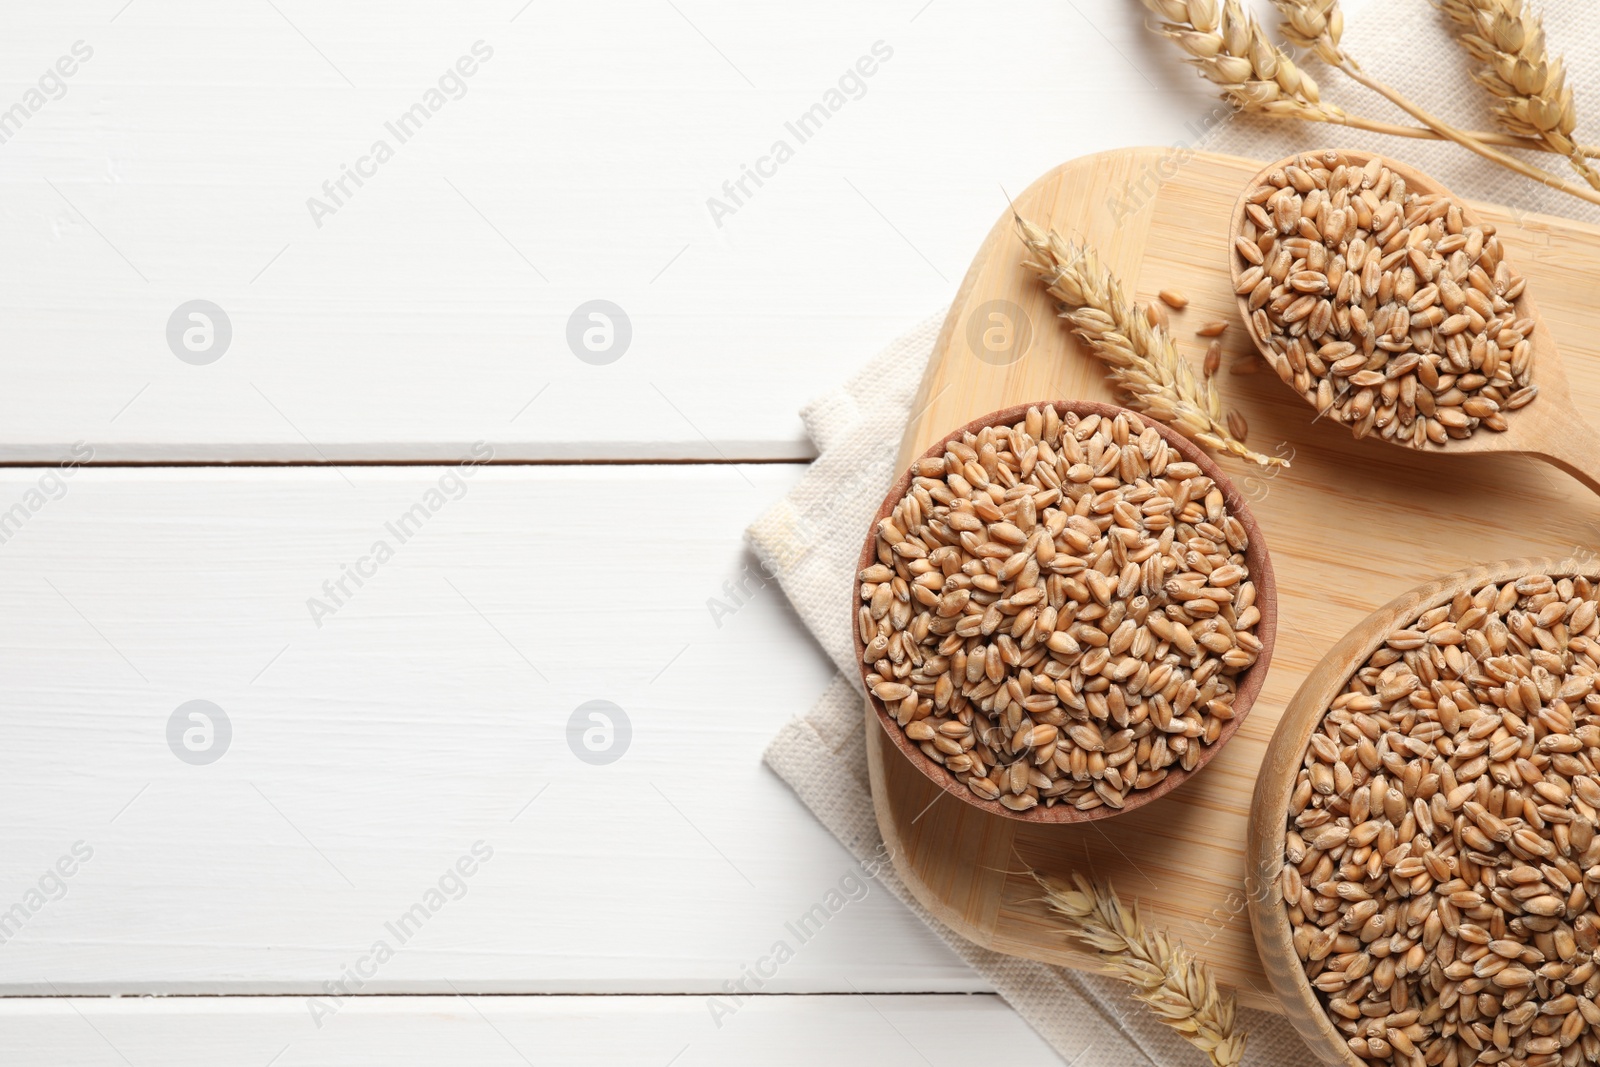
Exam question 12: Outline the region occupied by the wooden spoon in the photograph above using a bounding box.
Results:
[1229,149,1600,496]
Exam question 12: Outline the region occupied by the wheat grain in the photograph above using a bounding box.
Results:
[1436,0,1600,191]
[860,405,1262,812]
[1284,572,1600,1067]
[1014,214,1288,469]
[1039,872,1247,1067]
[1236,150,1536,448]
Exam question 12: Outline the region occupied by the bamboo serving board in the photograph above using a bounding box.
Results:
[866,147,1600,1012]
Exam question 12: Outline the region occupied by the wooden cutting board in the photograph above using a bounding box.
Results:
[865,147,1600,1011]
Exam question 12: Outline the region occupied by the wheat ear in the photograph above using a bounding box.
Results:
[1013,215,1287,469]
[1039,872,1247,1067]
[1140,0,1600,159]
[1435,0,1600,189]
[1266,0,1600,208]
[1140,0,1335,120]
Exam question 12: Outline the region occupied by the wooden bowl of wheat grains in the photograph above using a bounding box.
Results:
[1246,557,1600,1066]
[853,399,1279,824]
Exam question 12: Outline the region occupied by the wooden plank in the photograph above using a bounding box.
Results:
[0,995,1058,1066]
[0,465,983,993]
[867,147,1600,1010]
[0,0,1230,462]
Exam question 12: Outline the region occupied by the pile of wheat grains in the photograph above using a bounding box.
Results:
[1236,150,1536,448]
[857,405,1263,814]
[1285,573,1600,1066]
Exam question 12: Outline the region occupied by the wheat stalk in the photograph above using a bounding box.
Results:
[1263,0,1600,208]
[1038,872,1247,1067]
[1013,214,1287,469]
[1435,0,1600,189]
[1139,0,1600,161]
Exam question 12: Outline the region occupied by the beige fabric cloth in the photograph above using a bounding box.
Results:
[750,6,1600,1063]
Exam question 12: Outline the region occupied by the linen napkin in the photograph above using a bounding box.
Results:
[751,4,1600,1062]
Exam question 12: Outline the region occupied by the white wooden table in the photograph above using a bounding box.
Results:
[0,2,1363,1062]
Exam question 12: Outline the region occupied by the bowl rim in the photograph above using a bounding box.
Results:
[1245,556,1600,1063]
[852,398,1279,824]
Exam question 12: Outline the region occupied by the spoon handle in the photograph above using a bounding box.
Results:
[1533,414,1600,499]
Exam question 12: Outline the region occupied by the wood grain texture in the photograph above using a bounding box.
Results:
[0,465,982,994]
[0,994,1056,1066]
[866,148,1600,1012]
[1246,556,1600,1065]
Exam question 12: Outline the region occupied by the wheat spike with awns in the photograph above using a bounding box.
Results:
[1139,0,1600,208]
[1038,873,1247,1067]
[1013,214,1286,469]
[1435,0,1600,189]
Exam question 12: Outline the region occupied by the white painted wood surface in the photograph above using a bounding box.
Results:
[0,0,1229,462]
[0,0,1385,1059]
[0,995,1063,1066]
[0,465,985,995]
